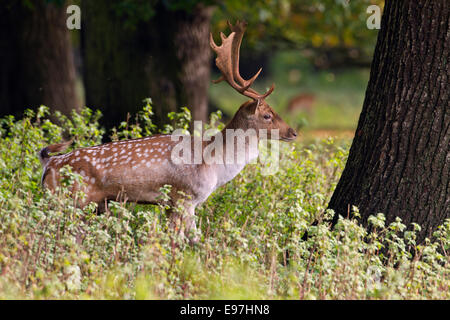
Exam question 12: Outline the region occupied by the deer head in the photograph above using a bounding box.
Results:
[210,20,297,141]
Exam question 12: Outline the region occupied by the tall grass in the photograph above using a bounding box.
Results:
[0,105,448,299]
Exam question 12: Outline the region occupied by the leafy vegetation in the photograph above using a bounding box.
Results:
[213,0,382,55]
[0,105,448,299]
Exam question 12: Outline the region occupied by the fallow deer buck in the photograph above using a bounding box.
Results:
[39,21,297,243]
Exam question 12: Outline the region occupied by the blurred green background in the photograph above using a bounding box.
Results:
[2,0,383,140]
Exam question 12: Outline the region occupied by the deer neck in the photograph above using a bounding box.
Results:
[202,121,260,189]
[222,120,260,163]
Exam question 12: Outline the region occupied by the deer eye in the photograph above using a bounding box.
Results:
[263,114,272,120]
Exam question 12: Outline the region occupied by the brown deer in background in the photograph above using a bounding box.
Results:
[39,21,296,243]
[287,93,316,115]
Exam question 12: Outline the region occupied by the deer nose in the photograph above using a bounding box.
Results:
[288,127,297,138]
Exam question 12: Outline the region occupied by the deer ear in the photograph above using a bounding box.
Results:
[248,100,262,114]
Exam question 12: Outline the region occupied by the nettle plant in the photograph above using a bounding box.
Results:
[0,103,448,299]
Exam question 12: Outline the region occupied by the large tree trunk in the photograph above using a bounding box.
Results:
[0,1,80,118]
[81,1,213,129]
[328,0,449,242]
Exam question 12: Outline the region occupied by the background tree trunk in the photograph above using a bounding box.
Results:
[328,0,449,242]
[81,1,213,129]
[0,1,80,118]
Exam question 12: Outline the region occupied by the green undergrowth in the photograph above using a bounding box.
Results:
[0,104,448,299]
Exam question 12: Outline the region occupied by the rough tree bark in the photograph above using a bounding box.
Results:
[328,0,449,242]
[0,1,80,117]
[81,1,213,129]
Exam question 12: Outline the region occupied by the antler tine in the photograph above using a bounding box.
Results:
[227,20,246,85]
[210,31,256,95]
[230,21,275,100]
[211,21,274,101]
[211,75,225,84]
[258,83,275,99]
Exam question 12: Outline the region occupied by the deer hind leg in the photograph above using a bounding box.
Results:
[96,199,108,214]
[75,185,109,214]
[168,202,200,244]
[41,167,59,192]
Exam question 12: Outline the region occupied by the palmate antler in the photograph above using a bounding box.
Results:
[210,20,274,101]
